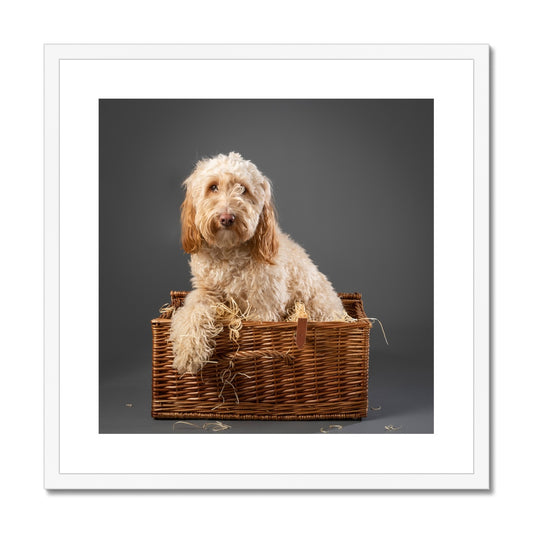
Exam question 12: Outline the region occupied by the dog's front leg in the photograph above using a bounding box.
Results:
[169,289,222,374]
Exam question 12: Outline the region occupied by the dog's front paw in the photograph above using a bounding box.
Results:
[172,352,198,375]
[168,292,223,374]
[170,333,214,374]
[169,309,221,374]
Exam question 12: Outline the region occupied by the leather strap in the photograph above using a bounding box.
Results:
[296,318,308,349]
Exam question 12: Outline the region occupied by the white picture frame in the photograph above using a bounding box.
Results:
[44,43,489,490]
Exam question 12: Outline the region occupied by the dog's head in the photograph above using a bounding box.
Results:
[180,152,279,263]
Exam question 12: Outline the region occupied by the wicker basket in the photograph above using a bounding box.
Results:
[152,291,371,421]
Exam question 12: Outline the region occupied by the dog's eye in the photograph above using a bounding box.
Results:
[240,185,247,194]
[209,184,218,192]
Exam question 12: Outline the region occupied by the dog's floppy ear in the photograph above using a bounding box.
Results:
[250,181,279,264]
[180,186,202,254]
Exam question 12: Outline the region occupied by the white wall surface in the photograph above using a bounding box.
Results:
[0,1,527,531]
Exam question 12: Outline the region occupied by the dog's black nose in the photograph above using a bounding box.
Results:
[219,213,235,227]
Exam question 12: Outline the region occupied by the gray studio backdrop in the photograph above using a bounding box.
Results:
[99,99,433,434]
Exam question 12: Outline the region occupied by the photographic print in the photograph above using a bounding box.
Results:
[44,44,489,489]
[98,98,433,435]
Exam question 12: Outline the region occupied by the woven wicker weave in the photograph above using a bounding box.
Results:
[152,291,371,421]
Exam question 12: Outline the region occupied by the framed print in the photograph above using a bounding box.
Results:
[44,44,489,489]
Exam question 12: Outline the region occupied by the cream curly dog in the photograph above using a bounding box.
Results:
[170,152,345,374]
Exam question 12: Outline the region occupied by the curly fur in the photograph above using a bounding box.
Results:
[170,152,345,374]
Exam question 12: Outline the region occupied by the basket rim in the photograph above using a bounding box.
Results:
[170,289,363,300]
[157,290,370,326]
[151,317,371,328]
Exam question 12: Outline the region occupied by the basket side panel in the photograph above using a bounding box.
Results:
[152,318,370,420]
